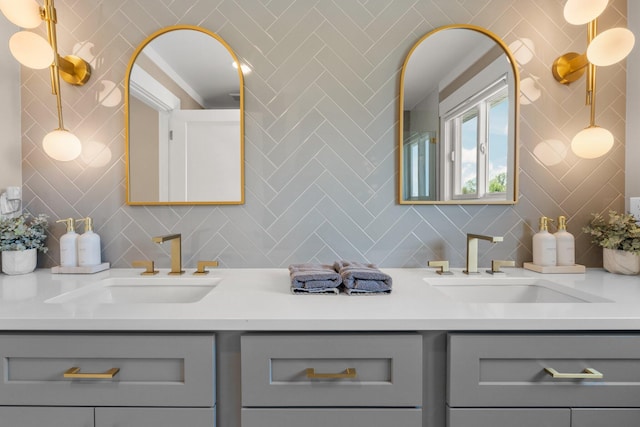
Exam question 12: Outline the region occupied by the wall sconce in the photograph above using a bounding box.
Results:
[0,0,91,162]
[551,0,635,159]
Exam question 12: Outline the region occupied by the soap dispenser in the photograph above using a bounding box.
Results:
[554,215,575,266]
[77,217,101,267]
[533,216,556,266]
[56,218,78,267]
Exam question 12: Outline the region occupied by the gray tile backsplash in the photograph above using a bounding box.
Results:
[20,0,627,268]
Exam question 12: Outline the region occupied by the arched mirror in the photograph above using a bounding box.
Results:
[398,25,519,204]
[125,25,244,205]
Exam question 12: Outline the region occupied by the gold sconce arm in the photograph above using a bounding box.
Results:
[57,54,91,86]
[550,2,634,160]
[551,52,589,85]
[1,0,91,162]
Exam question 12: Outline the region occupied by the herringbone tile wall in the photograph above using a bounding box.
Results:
[21,0,627,268]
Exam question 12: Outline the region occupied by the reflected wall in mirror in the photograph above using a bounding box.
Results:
[125,25,244,205]
[399,25,519,204]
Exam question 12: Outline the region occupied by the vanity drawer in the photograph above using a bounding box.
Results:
[241,333,422,407]
[448,333,640,407]
[0,333,215,407]
[242,408,422,427]
[0,407,94,427]
[446,408,570,427]
[95,407,216,427]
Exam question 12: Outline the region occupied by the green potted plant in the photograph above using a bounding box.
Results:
[583,210,640,275]
[0,212,49,275]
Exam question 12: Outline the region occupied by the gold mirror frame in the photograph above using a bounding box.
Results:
[398,24,519,205]
[125,25,245,205]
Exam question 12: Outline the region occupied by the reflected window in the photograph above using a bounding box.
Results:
[403,131,436,201]
[445,78,508,200]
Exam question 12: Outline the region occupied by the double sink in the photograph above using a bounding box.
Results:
[426,276,609,303]
[46,277,221,304]
[44,271,607,305]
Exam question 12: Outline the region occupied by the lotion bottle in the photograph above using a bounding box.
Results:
[533,216,556,266]
[56,218,78,267]
[77,217,101,267]
[554,215,575,266]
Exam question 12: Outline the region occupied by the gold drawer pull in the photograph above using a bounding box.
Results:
[544,367,603,379]
[64,367,120,379]
[305,368,357,379]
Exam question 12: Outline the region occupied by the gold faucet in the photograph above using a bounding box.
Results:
[464,233,503,274]
[194,260,219,275]
[152,233,184,275]
[132,260,158,275]
[428,260,453,275]
[487,259,515,274]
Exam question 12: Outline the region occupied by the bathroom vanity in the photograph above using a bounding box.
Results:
[1,268,640,427]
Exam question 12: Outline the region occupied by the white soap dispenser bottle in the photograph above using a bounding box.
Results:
[554,215,575,266]
[56,218,78,267]
[77,217,101,267]
[533,216,557,266]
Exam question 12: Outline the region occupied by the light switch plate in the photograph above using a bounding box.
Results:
[630,197,640,220]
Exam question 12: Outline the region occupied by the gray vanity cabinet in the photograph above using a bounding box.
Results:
[241,333,423,427]
[447,333,640,427]
[0,333,216,427]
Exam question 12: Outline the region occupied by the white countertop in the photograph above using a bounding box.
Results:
[1,267,640,331]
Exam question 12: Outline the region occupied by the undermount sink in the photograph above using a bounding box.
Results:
[426,276,609,303]
[46,277,221,304]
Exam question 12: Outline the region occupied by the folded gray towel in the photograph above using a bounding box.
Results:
[344,287,392,296]
[333,260,392,293]
[291,286,340,295]
[289,263,342,290]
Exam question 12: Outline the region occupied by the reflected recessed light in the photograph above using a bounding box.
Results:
[533,139,568,166]
[509,38,535,65]
[232,61,251,74]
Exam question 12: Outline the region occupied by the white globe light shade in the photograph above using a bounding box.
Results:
[571,126,614,159]
[0,0,42,29]
[43,130,82,162]
[9,31,54,69]
[587,27,636,66]
[563,0,608,25]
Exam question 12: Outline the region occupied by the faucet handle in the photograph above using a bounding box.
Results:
[487,260,515,274]
[194,260,219,275]
[428,260,453,275]
[132,260,158,275]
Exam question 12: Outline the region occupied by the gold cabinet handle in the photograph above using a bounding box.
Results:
[544,367,603,379]
[64,367,120,379]
[305,368,357,379]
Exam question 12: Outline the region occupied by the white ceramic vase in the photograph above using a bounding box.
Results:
[1,248,37,275]
[603,248,640,275]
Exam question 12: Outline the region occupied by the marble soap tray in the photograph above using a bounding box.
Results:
[523,262,585,274]
[51,262,110,274]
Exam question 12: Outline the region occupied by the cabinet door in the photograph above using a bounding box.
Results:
[572,409,640,427]
[242,408,422,427]
[0,407,94,427]
[95,407,215,427]
[447,408,570,427]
